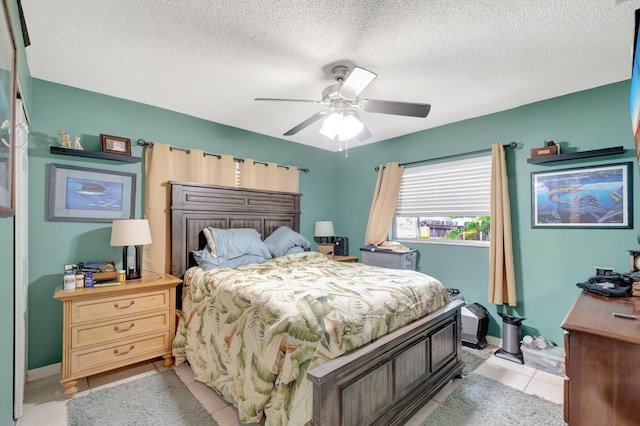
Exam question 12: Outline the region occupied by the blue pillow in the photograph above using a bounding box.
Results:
[193,248,266,270]
[264,226,311,257]
[205,227,271,262]
[285,246,305,255]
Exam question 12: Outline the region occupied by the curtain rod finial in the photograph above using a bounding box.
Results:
[505,141,522,150]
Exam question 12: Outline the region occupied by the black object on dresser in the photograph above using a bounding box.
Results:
[334,237,349,256]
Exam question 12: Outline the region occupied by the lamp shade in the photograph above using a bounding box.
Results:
[314,221,335,238]
[110,219,152,246]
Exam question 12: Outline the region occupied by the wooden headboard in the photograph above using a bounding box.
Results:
[170,181,301,278]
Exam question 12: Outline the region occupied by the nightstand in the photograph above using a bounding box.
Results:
[53,273,181,398]
[333,255,359,263]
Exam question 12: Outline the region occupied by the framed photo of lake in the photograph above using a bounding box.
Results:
[531,162,632,229]
[48,163,136,222]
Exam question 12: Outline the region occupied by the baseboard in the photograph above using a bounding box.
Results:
[486,335,501,348]
[27,363,60,382]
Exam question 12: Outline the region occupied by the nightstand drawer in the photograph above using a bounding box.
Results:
[69,332,171,376]
[71,290,170,324]
[71,311,171,349]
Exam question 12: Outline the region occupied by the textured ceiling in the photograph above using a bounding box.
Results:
[20,0,640,151]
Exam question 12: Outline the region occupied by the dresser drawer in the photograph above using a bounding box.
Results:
[69,332,171,376]
[71,310,170,349]
[70,290,170,324]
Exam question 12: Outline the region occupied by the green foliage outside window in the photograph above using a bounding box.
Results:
[444,216,491,241]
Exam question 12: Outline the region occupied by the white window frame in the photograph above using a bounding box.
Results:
[393,154,492,247]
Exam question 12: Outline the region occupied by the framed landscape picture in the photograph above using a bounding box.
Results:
[531,162,632,229]
[48,163,136,222]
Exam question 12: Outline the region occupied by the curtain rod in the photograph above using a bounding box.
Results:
[374,141,522,171]
[136,139,310,174]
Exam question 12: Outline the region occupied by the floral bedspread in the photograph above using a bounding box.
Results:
[173,251,449,425]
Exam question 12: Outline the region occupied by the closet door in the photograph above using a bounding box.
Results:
[13,99,28,420]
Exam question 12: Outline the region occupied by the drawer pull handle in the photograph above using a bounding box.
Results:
[114,323,135,333]
[114,300,135,309]
[114,345,134,356]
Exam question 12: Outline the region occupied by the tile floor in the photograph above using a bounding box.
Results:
[17,346,564,426]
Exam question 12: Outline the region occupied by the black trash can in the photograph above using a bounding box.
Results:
[494,313,525,364]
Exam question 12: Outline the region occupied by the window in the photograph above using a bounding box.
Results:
[394,155,492,245]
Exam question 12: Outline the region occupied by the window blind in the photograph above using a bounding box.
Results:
[396,155,492,216]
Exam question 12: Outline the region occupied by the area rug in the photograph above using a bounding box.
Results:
[461,345,494,374]
[422,374,563,426]
[67,370,217,426]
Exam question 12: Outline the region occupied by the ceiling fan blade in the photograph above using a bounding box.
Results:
[255,97,324,104]
[339,67,377,99]
[352,111,372,142]
[358,124,372,142]
[283,111,330,136]
[362,99,431,117]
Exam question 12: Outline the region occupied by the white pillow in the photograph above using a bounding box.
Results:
[202,227,217,258]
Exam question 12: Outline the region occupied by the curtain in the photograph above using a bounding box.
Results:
[488,143,517,306]
[364,162,405,246]
[142,142,236,274]
[239,159,299,192]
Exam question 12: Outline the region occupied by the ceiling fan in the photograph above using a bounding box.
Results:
[255,65,431,142]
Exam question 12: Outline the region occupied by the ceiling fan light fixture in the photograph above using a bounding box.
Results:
[319,112,364,141]
[256,65,428,142]
[319,112,342,138]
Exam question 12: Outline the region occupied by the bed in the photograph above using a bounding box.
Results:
[170,181,464,426]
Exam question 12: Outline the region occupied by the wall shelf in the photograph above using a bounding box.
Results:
[527,146,625,164]
[50,146,141,163]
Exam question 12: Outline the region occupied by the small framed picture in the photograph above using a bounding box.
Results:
[100,134,131,156]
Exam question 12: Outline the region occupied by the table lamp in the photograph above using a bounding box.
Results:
[110,219,152,280]
[314,220,335,257]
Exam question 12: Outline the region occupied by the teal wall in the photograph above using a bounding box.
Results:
[27,79,340,369]
[335,81,637,345]
[27,79,637,371]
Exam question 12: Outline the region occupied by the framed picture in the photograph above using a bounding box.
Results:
[0,0,17,217]
[531,162,632,229]
[100,134,131,156]
[48,163,136,222]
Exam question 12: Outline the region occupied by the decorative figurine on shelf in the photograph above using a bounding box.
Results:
[73,136,83,150]
[58,131,71,148]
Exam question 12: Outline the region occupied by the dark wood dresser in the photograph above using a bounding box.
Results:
[561,292,640,425]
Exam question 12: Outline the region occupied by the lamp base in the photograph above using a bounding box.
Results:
[126,271,141,280]
[122,245,143,281]
[493,348,524,364]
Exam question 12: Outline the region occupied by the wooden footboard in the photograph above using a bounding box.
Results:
[307,300,464,426]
